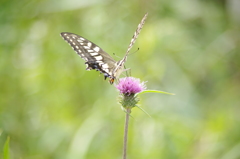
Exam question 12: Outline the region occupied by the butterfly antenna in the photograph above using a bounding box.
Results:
[128,47,140,56]
[112,53,122,60]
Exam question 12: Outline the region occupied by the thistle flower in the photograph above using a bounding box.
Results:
[116,77,146,95]
[115,77,146,110]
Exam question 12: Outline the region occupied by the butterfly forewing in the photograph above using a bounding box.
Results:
[60,32,116,63]
[125,13,148,58]
[60,32,117,78]
[112,13,148,76]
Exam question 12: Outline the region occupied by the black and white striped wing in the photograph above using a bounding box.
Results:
[60,32,117,80]
[112,13,148,77]
[125,12,148,57]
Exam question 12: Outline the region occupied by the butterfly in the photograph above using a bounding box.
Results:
[60,13,148,84]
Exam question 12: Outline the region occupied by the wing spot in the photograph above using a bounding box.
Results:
[87,42,92,47]
[103,68,109,73]
[77,39,82,42]
[75,46,79,49]
[93,47,100,52]
[90,53,99,56]
[85,63,91,70]
[81,53,85,57]
[87,49,94,53]
[78,50,82,53]
[102,64,109,69]
[108,71,113,76]
[80,37,85,40]
[72,42,76,45]
[94,56,103,61]
[83,46,89,49]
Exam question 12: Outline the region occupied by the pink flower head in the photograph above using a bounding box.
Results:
[115,77,146,95]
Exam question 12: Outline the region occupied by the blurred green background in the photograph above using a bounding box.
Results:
[1,0,240,158]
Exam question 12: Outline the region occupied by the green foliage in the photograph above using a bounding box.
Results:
[3,137,10,159]
[0,0,240,158]
[139,90,174,95]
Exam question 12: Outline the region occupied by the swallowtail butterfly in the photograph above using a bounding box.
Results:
[60,13,148,84]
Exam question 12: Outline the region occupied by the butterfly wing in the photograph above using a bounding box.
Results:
[113,13,148,78]
[125,13,148,59]
[60,32,117,80]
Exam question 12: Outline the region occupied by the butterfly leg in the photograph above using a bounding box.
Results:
[122,67,131,77]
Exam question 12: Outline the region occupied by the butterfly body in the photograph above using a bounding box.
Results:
[60,13,148,84]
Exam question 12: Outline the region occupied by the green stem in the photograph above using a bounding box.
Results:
[123,108,131,159]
